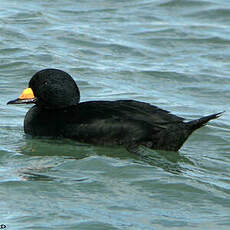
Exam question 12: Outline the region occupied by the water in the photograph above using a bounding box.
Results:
[0,0,230,229]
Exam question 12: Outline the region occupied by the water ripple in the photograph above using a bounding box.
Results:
[1,0,230,229]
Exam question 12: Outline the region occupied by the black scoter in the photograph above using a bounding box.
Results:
[7,69,222,152]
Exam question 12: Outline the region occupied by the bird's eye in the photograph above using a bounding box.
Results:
[43,81,48,85]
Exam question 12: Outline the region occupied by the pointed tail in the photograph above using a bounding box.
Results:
[186,111,224,131]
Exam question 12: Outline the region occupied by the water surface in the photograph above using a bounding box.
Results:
[0,0,230,229]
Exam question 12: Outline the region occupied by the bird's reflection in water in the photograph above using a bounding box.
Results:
[18,137,195,181]
[136,146,194,174]
[19,136,91,159]
[21,171,88,182]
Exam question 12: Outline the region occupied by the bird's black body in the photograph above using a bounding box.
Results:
[8,69,222,152]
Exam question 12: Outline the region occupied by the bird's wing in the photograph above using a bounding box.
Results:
[72,100,184,124]
[61,100,183,145]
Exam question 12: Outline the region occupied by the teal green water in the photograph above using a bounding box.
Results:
[1,0,230,229]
